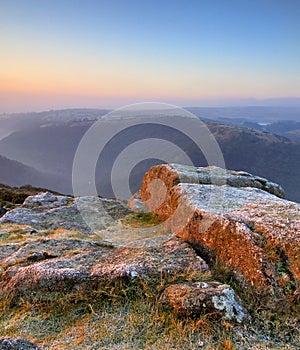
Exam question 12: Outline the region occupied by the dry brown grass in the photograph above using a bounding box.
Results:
[0,222,299,349]
[0,270,299,350]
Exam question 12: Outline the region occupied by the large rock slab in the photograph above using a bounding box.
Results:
[0,239,112,299]
[0,193,131,233]
[139,164,284,220]
[136,164,299,309]
[0,232,208,301]
[91,235,209,280]
[159,281,250,323]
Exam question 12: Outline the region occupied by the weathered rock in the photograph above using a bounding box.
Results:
[127,191,148,213]
[139,164,285,220]
[0,205,89,232]
[75,196,132,231]
[23,191,72,209]
[0,243,20,265]
[159,281,250,323]
[0,337,41,350]
[91,235,209,280]
[136,164,299,309]
[0,194,131,233]
[0,232,208,301]
[170,184,300,302]
[0,247,112,299]
[0,238,104,269]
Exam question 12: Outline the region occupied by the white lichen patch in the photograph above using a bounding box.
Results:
[212,287,250,323]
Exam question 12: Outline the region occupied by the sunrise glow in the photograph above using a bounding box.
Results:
[0,0,299,112]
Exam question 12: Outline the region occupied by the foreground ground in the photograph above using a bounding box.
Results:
[0,221,299,350]
[0,169,299,350]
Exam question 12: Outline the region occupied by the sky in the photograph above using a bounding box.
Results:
[0,0,300,112]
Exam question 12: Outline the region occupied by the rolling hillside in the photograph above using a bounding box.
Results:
[0,154,67,194]
[0,117,299,202]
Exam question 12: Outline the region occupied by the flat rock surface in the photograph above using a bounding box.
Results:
[139,164,284,218]
[0,224,208,301]
[0,194,131,233]
[91,235,209,280]
[0,237,112,299]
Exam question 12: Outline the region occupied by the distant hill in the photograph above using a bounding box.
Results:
[0,154,67,194]
[206,123,300,202]
[0,115,299,202]
[187,106,300,123]
[0,125,88,176]
[264,121,300,142]
[201,118,300,143]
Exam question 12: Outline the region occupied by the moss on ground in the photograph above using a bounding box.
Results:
[122,212,163,228]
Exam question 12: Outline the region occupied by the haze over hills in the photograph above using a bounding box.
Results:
[1,106,300,142]
[186,107,300,143]
[0,154,64,192]
[187,106,300,123]
[0,108,300,203]
[0,109,108,138]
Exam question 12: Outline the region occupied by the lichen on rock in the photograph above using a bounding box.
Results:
[159,281,250,323]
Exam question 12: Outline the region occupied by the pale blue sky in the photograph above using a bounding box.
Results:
[0,0,299,112]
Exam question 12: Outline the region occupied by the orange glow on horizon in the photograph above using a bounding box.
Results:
[1,49,299,107]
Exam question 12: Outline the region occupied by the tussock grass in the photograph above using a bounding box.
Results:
[0,225,106,245]
[209,257,300,349]
[0,268,299,350]
[0,292,236,349]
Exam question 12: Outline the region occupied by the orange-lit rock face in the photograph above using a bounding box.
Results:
[136,164,299,308]
[140,164,180,219]
[233,201,300,284]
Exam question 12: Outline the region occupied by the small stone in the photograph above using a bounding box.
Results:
[159,281,251,323]
[130,270,138,278]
